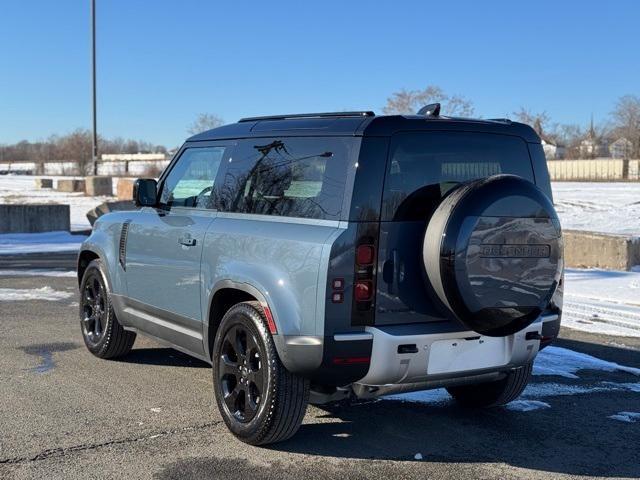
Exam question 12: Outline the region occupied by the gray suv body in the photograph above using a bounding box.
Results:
[77,109,563,444]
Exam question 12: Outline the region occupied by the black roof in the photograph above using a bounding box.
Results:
[186,112,540,143]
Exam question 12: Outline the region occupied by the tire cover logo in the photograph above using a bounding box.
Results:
[479,244,551,258]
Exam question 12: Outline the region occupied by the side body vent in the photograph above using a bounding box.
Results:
[119,220,131,270]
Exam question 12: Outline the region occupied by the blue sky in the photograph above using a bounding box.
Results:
[1,0,638,148]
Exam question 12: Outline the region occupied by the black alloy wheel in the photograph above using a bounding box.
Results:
[81,271,106,345]
[211,301,310,445]
[218,324,265,423]
[78,259,136,359]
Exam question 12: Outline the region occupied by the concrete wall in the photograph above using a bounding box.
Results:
[0,204,70,233]
[564,230,640,271]
[548,159,640,181]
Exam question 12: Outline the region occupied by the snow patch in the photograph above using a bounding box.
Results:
[384,388,450,404]
[0,286,74,301]
[608,412,640,423]
[552,182,640,237]
[505,400,550,412]
[562,268,640,338]
[534,346,640,379]
[0,231,87,254]
[0,269,76,278]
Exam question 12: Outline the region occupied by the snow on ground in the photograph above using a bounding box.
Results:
[0,231,87,254]
[0,174,113,231]
[386,346,640,411]
[551,182,640,237]
[533,345,640,378]
[0,269,75,277]
[563,268,640,337]
[504,400,551,412]
[0,286,73,301]
[608,412,640,423]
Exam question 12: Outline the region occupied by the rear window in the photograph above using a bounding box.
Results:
[381,132,535,221]
[215,137,355,220]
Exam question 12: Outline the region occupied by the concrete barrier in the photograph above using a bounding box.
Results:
[564,230,640,271]
[0,204,70,233]
[116,178,136,200]
[57,179,85,193]
[34,178,53,189]
[85,176,113,196]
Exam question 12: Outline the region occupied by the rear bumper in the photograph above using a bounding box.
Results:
[355,313,559,386]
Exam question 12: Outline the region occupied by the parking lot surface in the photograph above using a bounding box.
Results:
[1,272,639,479]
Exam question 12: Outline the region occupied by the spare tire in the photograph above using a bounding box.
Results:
[423,175,563,337]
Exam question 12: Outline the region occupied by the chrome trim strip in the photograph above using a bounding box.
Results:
[540,313,559,323]
[334,332,374,342]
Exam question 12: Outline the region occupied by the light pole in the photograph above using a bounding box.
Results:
[91,0,98,175]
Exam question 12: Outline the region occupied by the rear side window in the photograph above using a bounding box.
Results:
[216,137,354,220]
[382,132,535,221]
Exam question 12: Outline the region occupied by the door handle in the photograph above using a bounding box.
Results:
[178,234,197,247]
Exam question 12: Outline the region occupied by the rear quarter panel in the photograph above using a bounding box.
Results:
[201,213,344,337]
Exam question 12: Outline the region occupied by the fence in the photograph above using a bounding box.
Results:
[548,159,640,181]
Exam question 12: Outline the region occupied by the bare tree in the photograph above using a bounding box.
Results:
[513,108,553,137]
[188,113,224,135]
[611,95,640,158]
[383,85,474,116]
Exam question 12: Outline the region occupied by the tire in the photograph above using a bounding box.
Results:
[423,175,563,337]
[212,301,309,445]
[446,362,533,408]
[79,259,136,359]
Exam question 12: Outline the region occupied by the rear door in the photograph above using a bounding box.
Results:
[123,144,232,354]
[376,131,535,325]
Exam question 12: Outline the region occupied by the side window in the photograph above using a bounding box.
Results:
[159,146,226,209]
[216,137,354,220]
[382,132,535,221]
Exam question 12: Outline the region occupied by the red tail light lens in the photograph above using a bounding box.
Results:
[354,281,373,301]
[356,245,375,265]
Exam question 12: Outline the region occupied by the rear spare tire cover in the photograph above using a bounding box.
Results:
[423,175,563,337]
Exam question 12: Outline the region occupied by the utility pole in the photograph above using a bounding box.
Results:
[91,0,98,175]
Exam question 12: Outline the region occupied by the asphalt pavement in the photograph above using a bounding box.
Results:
[1,271,639,480]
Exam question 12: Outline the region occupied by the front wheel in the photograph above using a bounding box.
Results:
[212,301,309,445]
[446,362,533,408]
[79,259,136,359]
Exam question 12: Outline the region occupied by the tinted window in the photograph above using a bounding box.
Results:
[216,137,354,220]
[382,132,535,221]
[159,147,227,209]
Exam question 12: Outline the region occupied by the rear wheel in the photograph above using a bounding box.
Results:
[212,301,309,445]
[446,362,532,408]
[79,259,136,359]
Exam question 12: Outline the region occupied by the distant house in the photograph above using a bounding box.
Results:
[540,135,566,160]
[609,137,633,159]
[579,117,610,158]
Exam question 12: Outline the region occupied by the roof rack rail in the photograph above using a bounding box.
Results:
[488,118,512,124]
[238,111,375,123]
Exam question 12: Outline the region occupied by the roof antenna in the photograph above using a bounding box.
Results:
[417,103,441,117]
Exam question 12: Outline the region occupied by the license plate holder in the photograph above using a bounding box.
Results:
[427,336,509,375]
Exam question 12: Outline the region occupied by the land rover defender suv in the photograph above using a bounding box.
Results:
[77,106,563,445]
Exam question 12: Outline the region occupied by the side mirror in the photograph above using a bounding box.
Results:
[133,178,158,207]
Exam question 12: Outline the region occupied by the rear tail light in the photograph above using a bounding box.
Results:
[353,241,376,311]
[356,245,375,265]
[354,281,373,301]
